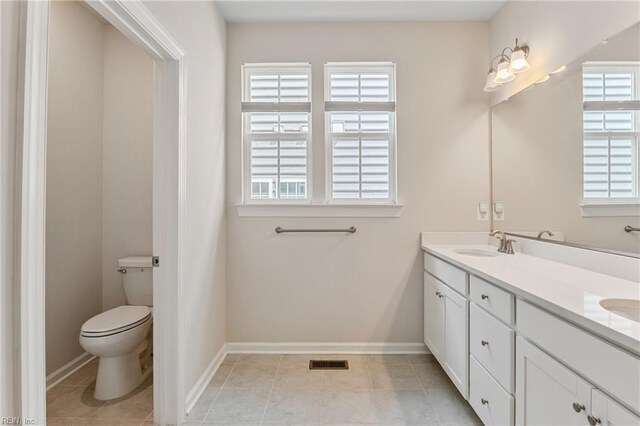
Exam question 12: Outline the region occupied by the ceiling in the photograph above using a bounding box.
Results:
[216,1,506,23]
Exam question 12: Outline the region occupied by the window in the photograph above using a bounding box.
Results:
[582,62,640,200]
[325,63,397,202]
[242,63,311,202]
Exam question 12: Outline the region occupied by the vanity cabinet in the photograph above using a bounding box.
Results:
[424,272,444,360]
[442,283,469,396]
[516,336,593,425]
[422,247,640,426]
[591,389,640,426]
[423,254,469,399]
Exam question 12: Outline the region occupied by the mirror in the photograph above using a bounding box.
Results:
[491,23,640,256]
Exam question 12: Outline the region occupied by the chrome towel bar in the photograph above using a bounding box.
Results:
[624,225,640,232]
[275,226,356,234]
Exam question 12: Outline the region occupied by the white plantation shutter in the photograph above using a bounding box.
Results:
[325,63,397,201]
[582,62,639,200]
[242,64,311,201]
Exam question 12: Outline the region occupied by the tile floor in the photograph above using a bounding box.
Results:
[185,354,481,425]
[46,359,153,425]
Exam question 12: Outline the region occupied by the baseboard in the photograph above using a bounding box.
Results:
[225,342,429,354]
[184,343,228,416]
[46,352,96,390]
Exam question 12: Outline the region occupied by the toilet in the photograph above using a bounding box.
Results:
[79,256,153,400]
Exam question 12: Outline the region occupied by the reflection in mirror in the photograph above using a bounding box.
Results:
[492,23,640,255]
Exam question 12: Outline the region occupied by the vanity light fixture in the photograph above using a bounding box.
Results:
[483,38,531,92]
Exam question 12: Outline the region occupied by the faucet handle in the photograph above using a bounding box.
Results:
[504,239,516,254]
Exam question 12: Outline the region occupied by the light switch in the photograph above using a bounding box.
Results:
[477,201,489,221]
[493,201,505,221]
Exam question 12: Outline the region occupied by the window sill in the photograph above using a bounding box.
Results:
[579,199,640,217]
[236,203,404,218]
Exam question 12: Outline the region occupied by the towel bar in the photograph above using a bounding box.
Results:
[275,226,356,234]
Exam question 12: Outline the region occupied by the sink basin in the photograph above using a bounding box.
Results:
[453,249,501,258]
[599,298,640,323]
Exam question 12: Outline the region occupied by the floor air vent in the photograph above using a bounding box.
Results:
[309,360,349,370]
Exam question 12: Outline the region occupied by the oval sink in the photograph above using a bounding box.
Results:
[453,249,501,258]
[599,298,640,323]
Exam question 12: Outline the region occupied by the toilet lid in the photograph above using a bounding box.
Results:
[81,305,152,336]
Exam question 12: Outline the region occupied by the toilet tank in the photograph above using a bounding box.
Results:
[119,256,153,306]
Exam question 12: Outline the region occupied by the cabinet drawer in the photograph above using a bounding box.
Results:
[517,300,640,413]
[469,275,514,324]
[470,355,514,426]
[424,252,468,296]
[470,303,515,393]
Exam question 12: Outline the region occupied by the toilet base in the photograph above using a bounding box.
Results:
[94,352,142,400]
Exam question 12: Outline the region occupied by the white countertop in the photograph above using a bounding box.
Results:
[421,243,640,354]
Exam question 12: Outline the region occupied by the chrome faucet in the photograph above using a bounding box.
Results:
[536,229,554,239]
[490,229,516,254]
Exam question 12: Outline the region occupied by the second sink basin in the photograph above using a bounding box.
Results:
[599,298,640,323]
[453,248,501,258]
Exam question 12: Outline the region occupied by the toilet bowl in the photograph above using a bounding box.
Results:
[79,256,154,400]
[80,305,152,400]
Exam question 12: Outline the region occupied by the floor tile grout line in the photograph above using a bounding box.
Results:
[257,355,281,426]
[198,357,238,424]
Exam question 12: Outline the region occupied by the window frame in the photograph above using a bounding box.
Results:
[581,61,640,215]
[241,63,313,205]
[323,62,398,204]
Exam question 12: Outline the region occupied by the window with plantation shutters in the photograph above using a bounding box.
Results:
[325,63,397,202]
[582,62,640,200]
[242,63,311,202]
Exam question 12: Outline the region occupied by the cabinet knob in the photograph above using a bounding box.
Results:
[481,294,489,300]
[587,415,601,425]
[572,402,585,413]
[435,291,441,296]
[481,398,489,405]
[481,340,489,346]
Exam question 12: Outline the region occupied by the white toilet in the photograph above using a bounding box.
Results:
[80,256,153,400]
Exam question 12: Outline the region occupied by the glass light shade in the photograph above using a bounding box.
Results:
[483,70,500,92]
[494,59,516,84]
[509,48,530,73]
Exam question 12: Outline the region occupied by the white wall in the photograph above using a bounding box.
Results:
[490,1,640,105]
[226,22,490,343]
[102,26,154,310]
[45,1,105,374]
[143,0,228,396]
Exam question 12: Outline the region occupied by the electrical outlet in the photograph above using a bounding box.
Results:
[477,201,489,221]
[493,201,505,221]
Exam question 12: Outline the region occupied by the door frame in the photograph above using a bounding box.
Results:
[17,0,187,424]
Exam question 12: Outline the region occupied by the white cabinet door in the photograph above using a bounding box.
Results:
[516,336,593,426]
[424,272,444,360]
[590,389,640,426]
[443,284,469,399]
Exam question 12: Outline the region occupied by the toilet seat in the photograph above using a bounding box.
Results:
[81,305,152,338]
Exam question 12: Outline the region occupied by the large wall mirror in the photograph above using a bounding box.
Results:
[491,22,640,256]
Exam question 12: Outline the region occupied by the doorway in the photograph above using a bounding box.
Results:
[44,1,154,421]
[17,1,186,424]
